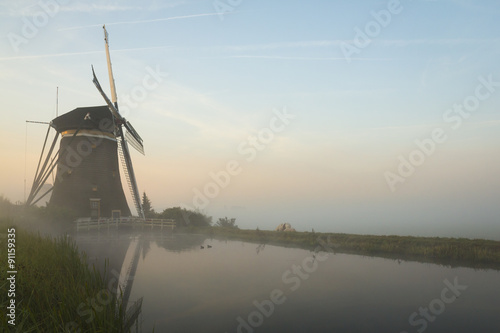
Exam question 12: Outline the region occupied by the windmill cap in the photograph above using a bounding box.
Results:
[51,106,115,134]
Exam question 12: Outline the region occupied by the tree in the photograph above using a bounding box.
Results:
[215,217,238,228]
[159,207,212,227]
[141,192,156,218]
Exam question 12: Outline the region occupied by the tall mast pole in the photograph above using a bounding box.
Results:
[103,25,118,110]
[55,86,58,117]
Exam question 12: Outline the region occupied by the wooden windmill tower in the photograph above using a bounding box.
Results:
[26,26,145,219]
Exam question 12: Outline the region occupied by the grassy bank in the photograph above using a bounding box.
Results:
[186,226,500,270]
[0,218,126,332]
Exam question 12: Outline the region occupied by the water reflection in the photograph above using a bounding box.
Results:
[255,243,266,254]
[73,231,500,333]
[72,230,208,275]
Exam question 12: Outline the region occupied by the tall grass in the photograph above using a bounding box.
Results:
[0,219,126,332]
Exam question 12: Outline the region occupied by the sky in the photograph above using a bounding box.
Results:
[1,0,499,239]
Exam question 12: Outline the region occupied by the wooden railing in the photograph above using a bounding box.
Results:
[75,217,176,231]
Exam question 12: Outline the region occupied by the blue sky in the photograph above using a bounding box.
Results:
[1,0,499,239]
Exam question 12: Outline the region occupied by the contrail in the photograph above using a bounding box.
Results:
[58,12,228,31]
[200,55,393,61]
[0,46,172,61]
[216,55,353,61]
[0,50,102,61]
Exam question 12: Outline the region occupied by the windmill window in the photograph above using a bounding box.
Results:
[90,201,99,209]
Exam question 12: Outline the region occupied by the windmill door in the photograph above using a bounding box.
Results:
[111,210,121,220]
[90,199,101,219]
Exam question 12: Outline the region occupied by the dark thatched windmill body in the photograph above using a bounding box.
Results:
[26,26,145,219]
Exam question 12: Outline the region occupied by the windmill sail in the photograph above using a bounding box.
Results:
[92,66,121,120]
[103,25,118,106]
[91,26,145,218]
[118,134,144,218]
[92,67,144,155]
[125,129,144,155]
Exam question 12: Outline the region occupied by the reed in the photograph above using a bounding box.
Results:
[0,218,126,332]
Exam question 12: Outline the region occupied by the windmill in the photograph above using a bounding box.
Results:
[26,25,145,219]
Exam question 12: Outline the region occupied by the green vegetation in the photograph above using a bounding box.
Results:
[0,221,126,332]
[0,196,133,332]
[140,194,212,227]
[141,192,156,218]
[187,226,500,270]
[214,217,238,228]
[158,207,212,227]
[0,195,77,236]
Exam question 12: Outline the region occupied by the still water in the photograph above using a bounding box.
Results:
[75,231,500,333]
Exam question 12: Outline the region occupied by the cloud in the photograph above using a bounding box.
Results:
[147,83,253,141]
[58,12,224,31]
[208,55,349,61]
[221,38,499,51]
[194,38,500,61]
[60,3,141,13]
[1,1,188,17]
[0,46,172,61]
[206,55,391,61]
[443,0,500,13]
[0,50,102,62]
[2,2,139,17]
[345,119,500,136]
[464,119,500,130]
[219,40,346,51]
[375,38,500,47]
[5,36,490,62]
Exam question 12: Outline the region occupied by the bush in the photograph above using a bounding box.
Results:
[159,207,212,227]
[215,217,238,228]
